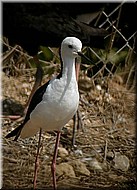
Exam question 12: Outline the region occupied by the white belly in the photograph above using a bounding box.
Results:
[20,77,79,138]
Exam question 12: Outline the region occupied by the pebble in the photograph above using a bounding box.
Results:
[96,84,102,91]
[56,162,75,177]
[58,147,69,158]
[74,149,83,156]
[107,151,114,160]
[89,158,103,171]
[114,152,130,172]
[70,159,90,176]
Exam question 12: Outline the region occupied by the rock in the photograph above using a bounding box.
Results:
[107,151,114,160]
[58,147,68,158]
[114,152,130,172]
[96,84,102,91]
[108,173,128,182]
[70,159,90,176]
[74,149,83,156]
[2,98,24,115]
[56,163,75,177]
[89,158,103,171]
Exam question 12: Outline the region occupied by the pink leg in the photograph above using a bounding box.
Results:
[51,131,61,190]
[33,128,42,189]
[72,112,77,146]
[72,59,81,146]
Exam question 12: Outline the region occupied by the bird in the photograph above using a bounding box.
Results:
[3,3,108,108]
[5,37,90,190]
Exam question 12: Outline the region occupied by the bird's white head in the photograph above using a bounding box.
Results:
[61,37,82,59]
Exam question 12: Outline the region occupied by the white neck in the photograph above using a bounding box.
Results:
[61,56,76,83]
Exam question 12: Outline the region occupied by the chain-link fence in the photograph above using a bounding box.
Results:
[83,2,136,91]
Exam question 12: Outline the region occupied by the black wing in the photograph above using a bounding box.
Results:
[5,80,50,140]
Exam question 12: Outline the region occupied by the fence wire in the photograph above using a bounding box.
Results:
[87,2,136,90]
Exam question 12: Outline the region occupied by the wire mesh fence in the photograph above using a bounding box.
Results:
[84,2,136,91]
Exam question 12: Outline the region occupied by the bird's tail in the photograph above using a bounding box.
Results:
[5,123,24,141]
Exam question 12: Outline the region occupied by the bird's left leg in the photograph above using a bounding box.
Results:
[33,128,42,189]
[72,111,77,146]
[51,131,61,190]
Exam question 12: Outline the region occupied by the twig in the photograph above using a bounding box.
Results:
[1,115,22,120]
[104,139,108,161]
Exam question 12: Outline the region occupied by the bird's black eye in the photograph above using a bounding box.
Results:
[68,45,73,49]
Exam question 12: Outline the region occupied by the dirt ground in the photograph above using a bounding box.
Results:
[1,63,136,190]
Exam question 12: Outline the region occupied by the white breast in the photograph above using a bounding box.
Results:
[20,77,79,138]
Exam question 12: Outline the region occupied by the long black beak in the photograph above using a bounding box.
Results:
[78,51,96,66]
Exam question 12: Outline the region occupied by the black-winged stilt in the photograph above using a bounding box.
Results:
[6,37,90,190]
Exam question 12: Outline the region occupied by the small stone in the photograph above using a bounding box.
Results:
[96,85,102,91]
[108,174,120,181]
[58,147,68,158]
[114,152,130,172]
[70,159,90,176]
[74,149,83,156]
[107,151,114,160]
[56,163,75,177]
[108,174,127,182]
[89,158,103,171]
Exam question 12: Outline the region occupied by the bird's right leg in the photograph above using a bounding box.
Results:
[51,131,61,190]
[33,128,42,189]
